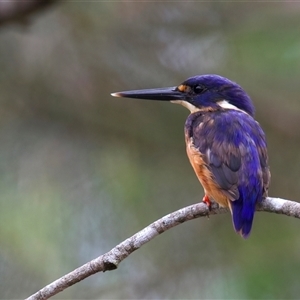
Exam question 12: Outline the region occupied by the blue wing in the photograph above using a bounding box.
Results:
[186,109,270,238]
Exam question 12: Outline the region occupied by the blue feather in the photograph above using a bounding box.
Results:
[231,194,256,239]
[231,148,263,238]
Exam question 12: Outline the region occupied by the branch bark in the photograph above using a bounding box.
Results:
[25,196,300,300]
[0,0,58,26]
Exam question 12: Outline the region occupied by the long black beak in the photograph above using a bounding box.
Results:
[111,87,184,101]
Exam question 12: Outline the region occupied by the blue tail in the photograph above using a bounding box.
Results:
[230,185,263,238]
[231,199,255,238]
[231,161,263,238]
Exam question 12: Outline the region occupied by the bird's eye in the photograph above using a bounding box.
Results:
[193,85,205,94]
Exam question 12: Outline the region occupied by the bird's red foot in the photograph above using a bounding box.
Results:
[202,195,211,211]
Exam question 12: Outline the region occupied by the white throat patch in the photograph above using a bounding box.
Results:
[170,100,200,113]
[171,99,248,115]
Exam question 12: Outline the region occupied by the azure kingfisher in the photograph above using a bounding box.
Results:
[112,74,270,238]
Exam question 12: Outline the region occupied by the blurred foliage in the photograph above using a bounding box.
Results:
[0,2,300,299]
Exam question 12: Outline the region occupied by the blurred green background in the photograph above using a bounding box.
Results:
[0,2,300,299]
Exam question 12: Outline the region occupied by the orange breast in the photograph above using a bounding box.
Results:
[186,137,231,209]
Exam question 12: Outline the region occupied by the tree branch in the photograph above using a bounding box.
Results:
[25,196,299,300]
[0,0,58,26]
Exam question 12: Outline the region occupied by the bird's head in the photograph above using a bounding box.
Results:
[112,74,255,116]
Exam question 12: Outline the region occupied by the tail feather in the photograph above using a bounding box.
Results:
[230,199,255,239]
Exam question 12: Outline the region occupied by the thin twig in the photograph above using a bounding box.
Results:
[25,196,299,300]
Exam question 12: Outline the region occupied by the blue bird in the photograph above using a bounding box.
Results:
[112,74,270,238]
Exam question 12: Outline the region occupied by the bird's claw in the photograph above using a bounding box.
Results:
[202,195,212,211]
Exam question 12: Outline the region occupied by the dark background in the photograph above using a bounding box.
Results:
[0,2,300,299]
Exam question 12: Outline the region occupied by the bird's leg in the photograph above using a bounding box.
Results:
[202,194,212,211]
